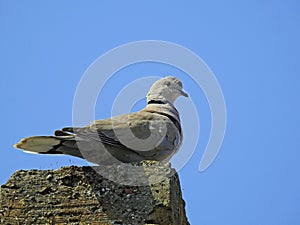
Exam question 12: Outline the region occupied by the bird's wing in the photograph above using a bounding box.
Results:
[63,110,175,154]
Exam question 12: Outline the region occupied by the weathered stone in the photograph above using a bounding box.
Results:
[0,161,189,225]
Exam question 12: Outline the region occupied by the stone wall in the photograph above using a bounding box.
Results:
[0,161,189,225]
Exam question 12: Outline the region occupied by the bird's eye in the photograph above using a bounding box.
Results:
[165,82,171,87]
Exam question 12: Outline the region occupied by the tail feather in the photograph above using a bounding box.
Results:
[13,134,78,156]
[14,136,62,154]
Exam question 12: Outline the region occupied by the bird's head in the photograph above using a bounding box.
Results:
[147,76,188,104]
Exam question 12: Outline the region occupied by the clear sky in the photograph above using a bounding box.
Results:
[1,1,300,224]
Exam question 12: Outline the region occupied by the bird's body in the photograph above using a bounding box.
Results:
[14,76,188,164]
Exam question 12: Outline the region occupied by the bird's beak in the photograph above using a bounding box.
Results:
[180,90,189,97]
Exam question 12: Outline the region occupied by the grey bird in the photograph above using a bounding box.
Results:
[14,76,188,164]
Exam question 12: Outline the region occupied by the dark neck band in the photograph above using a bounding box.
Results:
[147,100,166,105]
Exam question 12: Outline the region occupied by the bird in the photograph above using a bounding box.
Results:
[14,76,188,165]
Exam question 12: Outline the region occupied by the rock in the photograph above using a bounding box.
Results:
[0,161,189,225]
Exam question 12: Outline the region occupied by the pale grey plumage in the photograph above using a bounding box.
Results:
[14,76,188,164]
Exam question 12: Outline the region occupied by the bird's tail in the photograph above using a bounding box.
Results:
[13,131,83,158]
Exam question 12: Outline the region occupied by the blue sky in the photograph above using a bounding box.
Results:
[1,1,300,224]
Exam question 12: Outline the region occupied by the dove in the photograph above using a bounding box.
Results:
[14,76,188,164]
